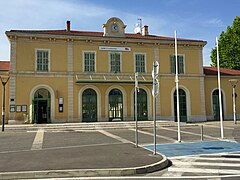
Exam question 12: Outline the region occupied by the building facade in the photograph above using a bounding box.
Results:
[3,17,240,124]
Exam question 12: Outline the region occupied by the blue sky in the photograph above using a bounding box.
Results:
[0,0,239,65]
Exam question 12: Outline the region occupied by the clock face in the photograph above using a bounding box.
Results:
[111,24,119,32]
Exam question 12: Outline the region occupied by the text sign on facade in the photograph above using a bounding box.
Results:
[99,46,131,52]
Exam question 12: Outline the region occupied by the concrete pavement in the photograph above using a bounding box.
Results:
[1,120,240,179]
[0,122,170,179]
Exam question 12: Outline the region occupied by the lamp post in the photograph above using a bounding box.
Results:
[229,79,238,124]
[1,75,10,132]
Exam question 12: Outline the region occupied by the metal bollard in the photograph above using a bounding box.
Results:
[200,125,204,141]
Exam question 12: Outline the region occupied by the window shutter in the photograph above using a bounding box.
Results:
[170,55,175,73]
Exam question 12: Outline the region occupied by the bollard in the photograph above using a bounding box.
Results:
[200,125,204,141]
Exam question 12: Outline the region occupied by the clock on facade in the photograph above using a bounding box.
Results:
[111,24,119,32]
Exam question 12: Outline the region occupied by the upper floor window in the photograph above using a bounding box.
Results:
[135,53,146,73]
[110,52,121,73]
[170,55,184,74]
[36,49,50,72]
[84,52,95,72]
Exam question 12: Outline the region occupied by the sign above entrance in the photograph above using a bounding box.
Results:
[99,46,131,52]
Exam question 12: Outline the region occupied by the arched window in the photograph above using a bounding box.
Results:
[33,88,51,124]
[134,88,148,120]
[212,89,224,120]
[109,89,123,121]
[174,89,187,122]
[82,88,97,122]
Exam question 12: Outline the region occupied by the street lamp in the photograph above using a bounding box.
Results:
[229,79,238,124]
[1,75,10,132]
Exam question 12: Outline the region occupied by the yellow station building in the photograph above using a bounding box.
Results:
[2,17,240,124]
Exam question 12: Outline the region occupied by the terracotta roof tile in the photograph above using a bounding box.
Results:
[203,66,240,76]
[0,61,10,71]
[8,29,205,43]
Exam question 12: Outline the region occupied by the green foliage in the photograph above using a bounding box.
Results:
[211,16,240,69]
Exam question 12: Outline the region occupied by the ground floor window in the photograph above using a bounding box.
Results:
[32,88,51,124]
[134,88,148,120]
[82,88,97,122]
[212,89,224,120]
[109,88,123,121]
[174,89,187,122]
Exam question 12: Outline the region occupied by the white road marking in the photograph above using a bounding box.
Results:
[31,129,45,150]
[98,130,132,144]
[167,167,240,175]
[162,153,240,177]
[172,161,240,167]
[204,124,235,130]
[160,126,219,140]
[173,156,240,162]
[0,142,123,154]
[129,128,176,143]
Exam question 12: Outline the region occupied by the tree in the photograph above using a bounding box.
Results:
[211,16,240,69]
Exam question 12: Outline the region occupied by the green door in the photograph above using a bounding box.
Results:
[174,89,187,122]
[134,89,148,121]
[109,89,123,121]
[82,88,97,122]
[212,90,224,120]
[32,88,51,124]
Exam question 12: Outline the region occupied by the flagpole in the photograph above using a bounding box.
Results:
[216,37,224,139]
[175,30,181,142]
[135,72,139,147]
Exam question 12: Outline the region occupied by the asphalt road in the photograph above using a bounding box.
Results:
[0,120,240,179]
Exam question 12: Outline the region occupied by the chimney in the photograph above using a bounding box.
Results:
[66,21,70,31]
[142,25,149,36]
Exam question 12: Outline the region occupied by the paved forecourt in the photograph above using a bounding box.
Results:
[0,127,168,179]
[1,120,240,179]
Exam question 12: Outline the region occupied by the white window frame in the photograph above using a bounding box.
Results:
[82,51,96,73]
[170,54,185,74]
[109,52,122,73]
[35,49,50,72]
[134,52,146,73]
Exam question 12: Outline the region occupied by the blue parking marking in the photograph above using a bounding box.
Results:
[144,141,240,157]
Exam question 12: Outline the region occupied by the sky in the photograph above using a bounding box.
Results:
[0,0,239,66]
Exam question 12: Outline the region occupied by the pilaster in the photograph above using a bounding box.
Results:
[68,76,74,122]
[67,43,73,72]
[9,76,16,120]
[200,77,207,121]
[67,43,74,122]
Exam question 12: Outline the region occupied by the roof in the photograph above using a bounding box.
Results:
[0,61,10,71]
[7,29,206,43]
[203,66,240,76]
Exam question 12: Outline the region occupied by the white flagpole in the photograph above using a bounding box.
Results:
[135,72,139,147]
[175,30,181,142]
[216,37,224,139]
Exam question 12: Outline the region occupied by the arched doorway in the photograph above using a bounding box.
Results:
[174,89,187,122]
[109,89,123,121]
[134,88,148,120]
[212,89,224,120]
[33,88,51,124]
[82,88,97,122]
